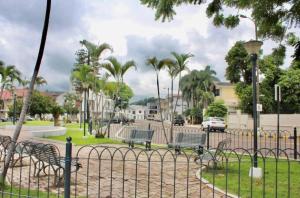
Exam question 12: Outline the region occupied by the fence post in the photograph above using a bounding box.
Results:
[148,123,151,130]
[207,125,210,149]
[64,137,72,198]
[294,127,297,160]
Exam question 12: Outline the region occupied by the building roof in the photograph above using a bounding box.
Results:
[1,88,29,100]
[214,81,234,87]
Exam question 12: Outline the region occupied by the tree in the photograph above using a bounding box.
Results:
[28,91,53,119]
[51,103,65,126]
[225,41,251,84]
[0,0,51,184]
[131,97,157,106]
[146,57,173,144]
[279,69,300,113]
[7,99,22,118]
[0,63,22,109]
[104,82,134,109]
[71,64,94,136]
[63,93,79,121]
[171,52,193,114]
[22,76,47,89]
[101,57,136,137]
[141,0,300,41]
[206,100,228,117]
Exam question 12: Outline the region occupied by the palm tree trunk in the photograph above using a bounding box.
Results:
[173,72,181,114]
[0,84,5,111]
[0,0,51,185]
[170,77,174,143]
[156,73,168,144]
[84,90,87,136]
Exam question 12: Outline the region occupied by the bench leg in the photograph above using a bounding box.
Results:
[196,146,203,155]
[129,142,134,149]
[145,141,151,151]
[175,146,181,155]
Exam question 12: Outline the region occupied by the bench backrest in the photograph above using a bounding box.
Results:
[174,132,206,146]
[214,138,231,158]
[32,143,60,167]
[131,129,154,141]
[0,135,12,148]
[180,133,206,145]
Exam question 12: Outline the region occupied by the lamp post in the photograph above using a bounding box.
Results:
[240,14,261,130]
[244,40,263,169]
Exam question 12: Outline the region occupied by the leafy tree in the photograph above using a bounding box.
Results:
[28,91,53,119]
[7,99,22,118]
[131,97,158,106]
[104,82,134,109]
[225,41,251,84]
[141,0,300,41]
[63,93,79,121]
[190,107,203,124]
[206,100,228,117]
[279,69,300,113]
[0,63,22,108]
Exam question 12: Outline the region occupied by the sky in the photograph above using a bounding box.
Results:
[0,0,295,101]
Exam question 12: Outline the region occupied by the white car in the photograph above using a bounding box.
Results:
[202,117,226,132]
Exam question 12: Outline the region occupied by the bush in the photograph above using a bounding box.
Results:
[206,100,227,117]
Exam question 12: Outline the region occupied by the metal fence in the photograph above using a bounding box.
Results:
[113,124,299,159]
[0,137,299,198]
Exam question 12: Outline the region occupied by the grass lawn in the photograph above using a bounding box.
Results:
[201,156,300,198]
[0,120,54,126]
[1,185,59,198]
[46,123,123,145]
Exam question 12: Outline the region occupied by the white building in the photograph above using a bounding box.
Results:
[125,105,146,120]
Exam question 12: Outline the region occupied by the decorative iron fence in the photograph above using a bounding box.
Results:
[0,136,299,198]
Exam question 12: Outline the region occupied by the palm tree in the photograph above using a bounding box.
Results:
[71,64,94,136]
[80,40,113,132]
[22,76,47,89]
[171,52,193,114]
[166,61,179,143]
[0,64,22,108]
[101,57,136,137]
[0,0,51,184]
[146,57,172,144]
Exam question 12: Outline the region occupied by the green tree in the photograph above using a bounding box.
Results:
[225,41,251,84]
[7,99,22,118]
[101,57,136,137]
[206,100,228,117]
[63,93,79,121]
[146,57,173,144]
[104,82,134,109]
[279,69,300,113]
[0,63,22,108]
[51,103,65,126]
[171,52,193,114]
[28,91,53,119]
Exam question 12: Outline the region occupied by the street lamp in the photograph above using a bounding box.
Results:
[13,93,16,125]
[244,39,263,177]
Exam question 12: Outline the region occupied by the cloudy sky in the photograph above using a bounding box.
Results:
[0,0,294,101]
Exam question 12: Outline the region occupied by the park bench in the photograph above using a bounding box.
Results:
[194,138,231,168]
[123,129,154,150]
[168,132,207,154]
[28,142,82,186]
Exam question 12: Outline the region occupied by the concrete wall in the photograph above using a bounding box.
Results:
[228,113,300,131]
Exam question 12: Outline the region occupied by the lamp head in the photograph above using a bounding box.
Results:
[244,40,263,55]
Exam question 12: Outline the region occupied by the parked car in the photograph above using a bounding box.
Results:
[0,117,8,122]
[173,115,185,126]
[26,116,34,121]
[111,117,121,124]
[202,117,226,132]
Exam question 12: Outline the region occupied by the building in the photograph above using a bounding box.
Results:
[145,102,160,120]
[213,82,239,114]
[125,105,146,120]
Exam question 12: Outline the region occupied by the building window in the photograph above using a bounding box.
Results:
[215,89,220,96]
[139,110,141,113]
[132,111,136,114]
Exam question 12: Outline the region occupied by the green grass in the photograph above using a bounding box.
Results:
[1,184,59,198]
[46,123,123,145]
[0,120,54,126]
[201,156,300,198]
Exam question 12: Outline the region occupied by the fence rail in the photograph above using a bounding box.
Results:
[0,136,299,198]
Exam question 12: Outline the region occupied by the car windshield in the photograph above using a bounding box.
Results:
[212,117,224,121]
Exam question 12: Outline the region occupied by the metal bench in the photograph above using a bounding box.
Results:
[194,138,231,168]
[168,132,206,154]
[123,129,154,150]
[29,142,82,186]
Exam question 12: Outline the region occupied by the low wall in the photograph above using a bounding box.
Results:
[228,114,300,131]
[2,125,66,137]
